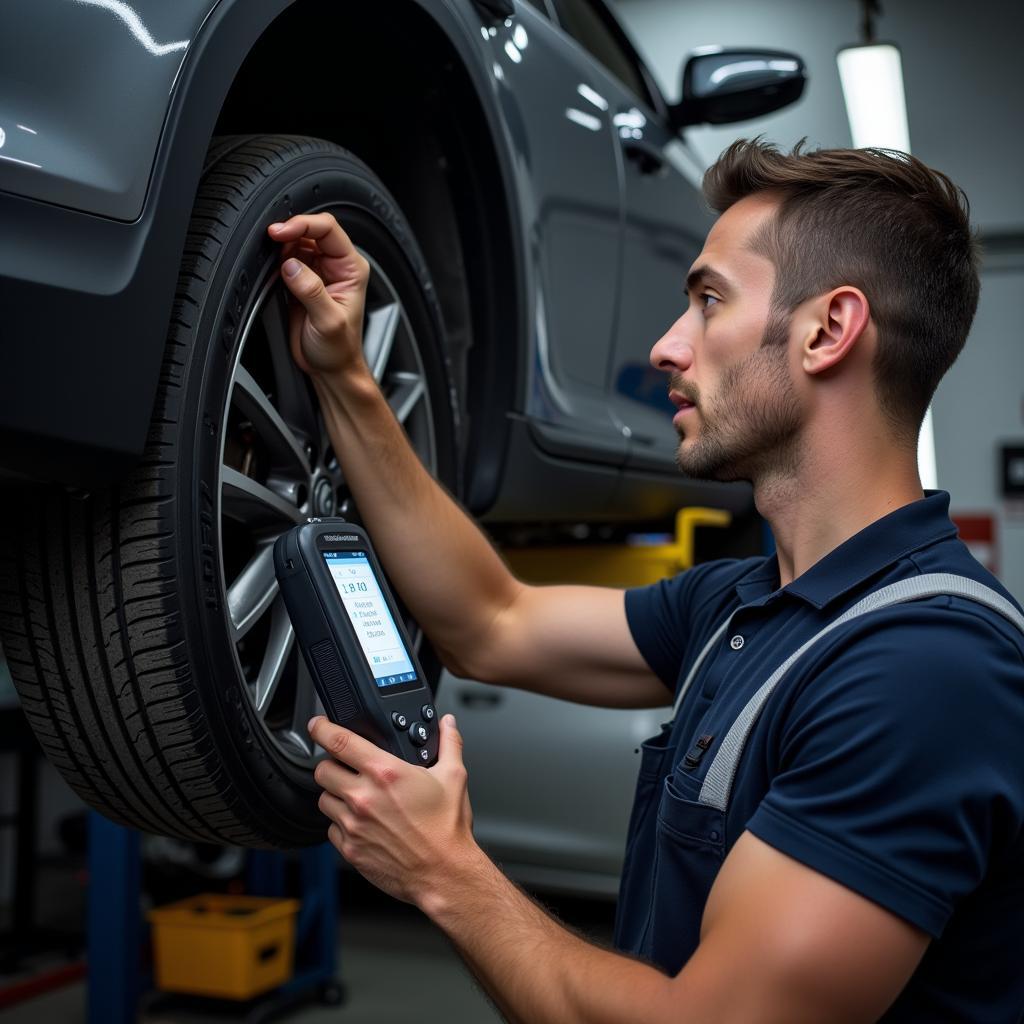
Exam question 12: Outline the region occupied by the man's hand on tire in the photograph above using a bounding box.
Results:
[268,213,371,378]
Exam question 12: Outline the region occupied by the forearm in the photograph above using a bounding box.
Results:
[269,214,660,706]
[422,847,673,1024]
[313,368,520,678]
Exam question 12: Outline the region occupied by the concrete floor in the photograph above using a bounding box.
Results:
[1,868,616,1024]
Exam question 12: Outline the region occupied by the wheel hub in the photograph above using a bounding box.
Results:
[312,475,335,516]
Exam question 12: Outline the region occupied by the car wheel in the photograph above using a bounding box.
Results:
[0,136,458,846]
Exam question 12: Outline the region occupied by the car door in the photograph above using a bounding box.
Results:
[549,0,714,474]
[479,0,629,467]
[437,670,666,895]
[443,0,681,894]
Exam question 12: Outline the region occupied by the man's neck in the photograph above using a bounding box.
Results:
[754,437,925,588]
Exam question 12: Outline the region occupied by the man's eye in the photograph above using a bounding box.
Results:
[700,293,720,309]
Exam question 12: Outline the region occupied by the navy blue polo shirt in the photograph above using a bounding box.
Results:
[621,492,1024,1021]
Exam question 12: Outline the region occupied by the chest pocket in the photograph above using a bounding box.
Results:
[627,620,732,970]
[621,573,1024,977]
[639,775,725,972]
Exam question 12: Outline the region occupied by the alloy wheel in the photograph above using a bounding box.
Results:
[217,248,437,769]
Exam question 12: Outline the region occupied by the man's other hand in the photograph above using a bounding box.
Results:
[268,213,371,379]
[308,714,480,908]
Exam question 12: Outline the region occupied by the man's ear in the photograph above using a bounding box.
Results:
[800,287,871,376]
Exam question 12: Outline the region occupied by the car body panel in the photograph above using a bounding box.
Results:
[437,671,667,897]
[611,104,715,474]
[0,0,797,503]
[0,0,216,221]
[0,0,527,487]
[534,8,714,475]
[475,3,630,478]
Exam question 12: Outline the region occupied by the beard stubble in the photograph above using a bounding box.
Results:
[672,309,802,483]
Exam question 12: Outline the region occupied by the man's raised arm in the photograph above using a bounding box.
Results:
[268,213,668,709]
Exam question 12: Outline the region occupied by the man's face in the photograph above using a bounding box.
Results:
[648,194,803,483]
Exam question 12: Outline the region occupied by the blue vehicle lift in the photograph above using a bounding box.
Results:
[87,812,342,1024]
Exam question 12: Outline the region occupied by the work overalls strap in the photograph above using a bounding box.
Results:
[615,572,1024,974]
[697,572,1024,812]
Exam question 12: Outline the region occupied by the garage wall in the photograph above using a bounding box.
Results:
[932,242,1024,600]
[611,0,1024,600]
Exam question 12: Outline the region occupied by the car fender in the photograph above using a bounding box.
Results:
[0,0,221,221]
[0,0,524,487]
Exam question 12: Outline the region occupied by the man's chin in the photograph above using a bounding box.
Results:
[677,462,732,482]
[675,442,744,483]
[676,448,724,481]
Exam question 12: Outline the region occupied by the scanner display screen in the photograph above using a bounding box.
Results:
[323,551,417,687]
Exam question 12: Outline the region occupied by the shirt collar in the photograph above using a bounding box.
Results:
[734,491,959,610]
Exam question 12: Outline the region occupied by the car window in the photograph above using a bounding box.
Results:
[550,0,652,104]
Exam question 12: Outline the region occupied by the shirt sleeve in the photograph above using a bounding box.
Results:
[746,602,1024,937]
[625,558,761,693]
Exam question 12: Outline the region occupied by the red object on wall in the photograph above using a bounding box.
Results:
[952,513,998,575]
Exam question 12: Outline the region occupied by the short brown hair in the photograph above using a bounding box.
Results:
[703,139,980,443]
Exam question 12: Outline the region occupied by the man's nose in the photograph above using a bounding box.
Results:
[649,319,693,373]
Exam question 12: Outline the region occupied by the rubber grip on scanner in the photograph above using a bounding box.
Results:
[309,639,359,722]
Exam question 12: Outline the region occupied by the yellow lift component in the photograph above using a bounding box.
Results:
[502,507,732,588]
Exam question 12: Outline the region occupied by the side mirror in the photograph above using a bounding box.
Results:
[671,48,807,129]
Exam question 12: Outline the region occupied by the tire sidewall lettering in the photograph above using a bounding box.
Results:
[199,477,218,611]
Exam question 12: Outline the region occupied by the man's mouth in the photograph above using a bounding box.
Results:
[669,389,697,414]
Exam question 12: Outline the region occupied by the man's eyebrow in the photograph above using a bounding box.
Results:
[686,265,733,295]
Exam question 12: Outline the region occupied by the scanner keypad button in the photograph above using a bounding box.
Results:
[391,712,409,730]
[421,704,436,723]
[418,749,431,763]
[408,721,430,747]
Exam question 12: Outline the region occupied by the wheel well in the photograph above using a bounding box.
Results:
[213,1,520,515]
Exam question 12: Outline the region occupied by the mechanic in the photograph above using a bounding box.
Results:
[267,139,1024,1023]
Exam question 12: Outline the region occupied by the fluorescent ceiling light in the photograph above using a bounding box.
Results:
[838,36,935,488]
[837,43,910,152]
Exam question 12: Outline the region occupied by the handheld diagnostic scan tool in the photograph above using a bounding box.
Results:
[274,519,439,767]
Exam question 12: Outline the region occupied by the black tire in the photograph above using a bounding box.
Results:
[0,136,458,846]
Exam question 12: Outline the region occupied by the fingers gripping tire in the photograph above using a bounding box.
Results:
[0,136,458,846]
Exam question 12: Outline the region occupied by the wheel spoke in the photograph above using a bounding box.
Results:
[364,302,401,382]
[253,597,295,715]
[227,543,278,641]
[222,466,303,527]
[232,365,311,478]
[283,660,321,758]
[223,255,435,769]
[386,371,427,426]
[261,288,318,438]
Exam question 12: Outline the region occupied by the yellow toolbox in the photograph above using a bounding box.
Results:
[147,894,300,1000]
